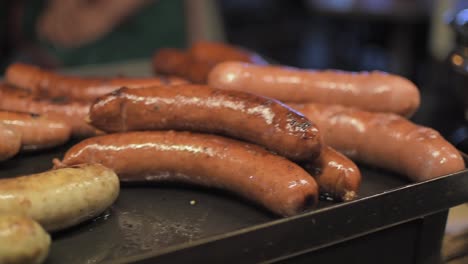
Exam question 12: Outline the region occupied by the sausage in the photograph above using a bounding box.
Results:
[152,48,218,83]
[0,111,71,151]
[302,146,361,201]
[5,62,188,101]
[89,85,321,161]
[208,62,421,117]
[0,163,119,232]
[152,42,268,84]
[188,41,268,65]
[0,123,21,161]
[0,214,50,264]
[0,84,97,137]
[290,103,465,181]
[54,131,319,217]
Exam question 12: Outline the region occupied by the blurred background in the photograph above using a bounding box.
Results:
[0,0,461,76]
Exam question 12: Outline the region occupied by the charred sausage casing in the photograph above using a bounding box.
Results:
[89,85,321,161]
[209,62,421,117]
[290,103,465,181]
[55,131,319,217]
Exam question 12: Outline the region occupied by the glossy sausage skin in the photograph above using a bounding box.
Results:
[188,41,268,65]
[5,63,188,101]
[0,164,119,232]
[0,111,71,150]
[152,48,217,83]
[0,214,50,264]
[89,85,321,161]
[55,131,319,217]
[0,123,21,161]
[209,62,421,117]
[303,146,361,201]
[0,85,97,137]
[290,103,465,181]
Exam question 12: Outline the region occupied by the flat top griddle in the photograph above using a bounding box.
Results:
[1,61,467,263]
[2,143,467,264]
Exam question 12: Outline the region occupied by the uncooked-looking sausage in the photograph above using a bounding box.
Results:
[0,164,120,232]
[0,123,21,161]
[0,214,51,264]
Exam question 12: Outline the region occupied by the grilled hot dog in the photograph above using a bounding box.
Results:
[54,131,319,217]
[188,41,268,65]
[152,48,213,84]
[5,63,188,101]
[303,146,361,201]
[152,41,267,84]
[89,85,321,161]
[0,123,21,161]
[0,111,71,150]
[209,62,421,117]
[0,163,119,232]
[0,85,96,137]
[290,103,465,181]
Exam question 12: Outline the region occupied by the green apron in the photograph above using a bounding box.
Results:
[23,0,187,67]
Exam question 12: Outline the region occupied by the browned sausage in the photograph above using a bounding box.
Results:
[54,131,319,217]
[152,48,217,84]
[209,62,421,117]
[5,63,188,102]
[290,103,465,181]
[89,85,322,161]
[0,85,97,137]
[303,146,361,201]
[152,42,267,84]
[188,41,268,65]
[0,123,21,161]
[0,111,71,150]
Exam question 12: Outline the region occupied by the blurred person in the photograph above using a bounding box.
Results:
[429,0,468,61]
[1,0,224,70]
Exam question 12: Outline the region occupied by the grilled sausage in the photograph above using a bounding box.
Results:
[290,103,465,181]
[0,214,50,264]
[208,62,421,117]
[5,63,188,101]
[0,85,97,137]
[152,42,267,84]
[0,164,119,232]
[0,123,21,161]
[88,85,321,161]
[0,111,71,150]
[54,131,319,217]
[303,146,361,201]
[152,48,218,83]
[188,41,268,65]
